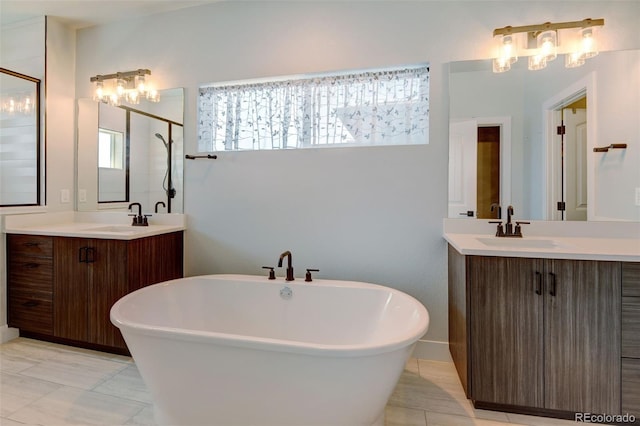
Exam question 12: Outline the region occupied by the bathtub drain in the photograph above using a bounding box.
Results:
[280,286,292,300]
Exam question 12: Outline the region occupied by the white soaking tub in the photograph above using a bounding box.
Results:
[110,274,429,426]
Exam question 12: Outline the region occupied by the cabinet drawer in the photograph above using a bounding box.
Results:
[8,291,53,335]
[623,296,640,358]
[8,256,53,293]
[8,235,53,258]
[623,263,640,297]
[622,358,640,418]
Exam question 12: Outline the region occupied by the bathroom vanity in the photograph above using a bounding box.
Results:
[444,219,640,422]
[4,212,184,354]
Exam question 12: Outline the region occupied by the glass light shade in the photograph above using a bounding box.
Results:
[492,57,511,73]
[23,96,32,114]
[528,54,547,71]
[496,35,518,65]
[146,88,160,103]
[116,78,126,96]
[126,90,140,105]
[537,30,557,61]
[580,27,598,59]
[93,81,105,102]
[136,75,147,94]
[565,51,585,68]
[108,92,121,107]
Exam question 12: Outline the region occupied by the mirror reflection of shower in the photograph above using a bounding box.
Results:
[155,132,176,201]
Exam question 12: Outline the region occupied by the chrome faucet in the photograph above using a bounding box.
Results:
[278,251,294,281]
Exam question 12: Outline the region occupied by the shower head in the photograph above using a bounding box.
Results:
[155,133,168,148]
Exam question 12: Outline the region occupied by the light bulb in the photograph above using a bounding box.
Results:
[136,75,147,94]
[116,78,126,97]
[537,30,557,62]
[93,81,105,102]
[580,27,598,59]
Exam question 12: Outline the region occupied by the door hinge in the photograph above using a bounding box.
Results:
[557,201,566,211]
[556,125,566,135]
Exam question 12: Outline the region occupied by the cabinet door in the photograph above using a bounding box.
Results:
[87,239,128,348]
[544,259,621,413]
[53,237,89,341]
[469,256,545,407]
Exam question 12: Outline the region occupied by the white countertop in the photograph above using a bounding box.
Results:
[2,211,186,240]
[444,219,640,262]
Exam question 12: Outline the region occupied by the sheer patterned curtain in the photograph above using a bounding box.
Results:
[198,66,429,152]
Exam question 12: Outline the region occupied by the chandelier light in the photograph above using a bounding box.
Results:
[492,18,604,73]
[90,69,160,105]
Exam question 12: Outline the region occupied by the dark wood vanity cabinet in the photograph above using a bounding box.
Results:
[53,237,129,348]
[7,232,183,353]
[7,235,54,335]
[449,245,626,418]
[622,262,640,418]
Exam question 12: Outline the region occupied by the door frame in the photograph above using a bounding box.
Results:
[477,116,512,213]
[542,72,596,221]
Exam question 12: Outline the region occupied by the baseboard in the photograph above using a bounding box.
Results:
[0,325,19,343]
[411,339,452,362]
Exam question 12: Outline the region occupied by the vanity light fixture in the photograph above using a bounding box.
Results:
[90,69,160,106]
[492,18,604,73]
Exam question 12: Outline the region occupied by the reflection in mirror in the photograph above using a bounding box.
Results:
[448,49,639,222]
[77,88,184,213]
[0,68,41,206]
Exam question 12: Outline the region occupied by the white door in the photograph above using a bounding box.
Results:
[448,120,477,218]
[563,108,588,221]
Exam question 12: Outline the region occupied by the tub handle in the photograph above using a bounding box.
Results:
[262,266,276,280]
[305,269,320,282]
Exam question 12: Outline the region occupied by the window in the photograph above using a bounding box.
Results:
[98,128,124,169]
[198,65,429,151]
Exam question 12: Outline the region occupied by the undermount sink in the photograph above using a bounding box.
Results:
[476,237,564,249]
[85,225,147,234]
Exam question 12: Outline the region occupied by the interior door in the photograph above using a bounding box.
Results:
[563,108,588,221]
[448,120,477,218]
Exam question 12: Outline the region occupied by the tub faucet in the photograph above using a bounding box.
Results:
[278,251,294,281]
[155,201,166,213]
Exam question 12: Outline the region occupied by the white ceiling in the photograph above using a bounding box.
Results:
[0,0,221,29]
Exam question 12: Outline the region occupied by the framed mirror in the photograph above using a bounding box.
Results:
[448,49,639,222]
[77,88,184,213]
[0,68,41,207]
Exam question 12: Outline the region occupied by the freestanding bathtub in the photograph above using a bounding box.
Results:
[110,274,429,426]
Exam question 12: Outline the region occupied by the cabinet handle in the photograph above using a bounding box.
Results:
[79,247,88,263]
[24,242,40,247]
[86,247,96,263]
[548,272,557,297]
[22,300,39,308]
[534,271,542,295]
[24,262,40,269]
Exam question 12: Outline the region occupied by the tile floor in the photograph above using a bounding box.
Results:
[0,338,579,426]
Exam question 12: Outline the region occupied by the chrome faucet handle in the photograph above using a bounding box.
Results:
[489,221,504,237]
[514,221,530,238]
